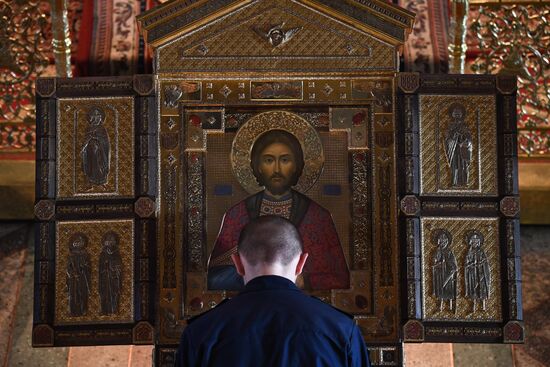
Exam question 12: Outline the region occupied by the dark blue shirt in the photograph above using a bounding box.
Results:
[176,275,370,367]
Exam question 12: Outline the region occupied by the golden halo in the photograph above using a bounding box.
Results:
[231,111,325,194]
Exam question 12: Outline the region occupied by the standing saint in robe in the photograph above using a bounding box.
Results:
[207,129,349,291]
[66,233,91,317]
[444,103,472,187]
[432,229,457,312]
[99,231,123,315]
[81,106,110,185]
[464,231,491,312]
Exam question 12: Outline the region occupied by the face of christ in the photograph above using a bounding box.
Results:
[258,142,297,198]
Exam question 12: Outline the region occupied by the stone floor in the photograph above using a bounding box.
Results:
[1,222,548,366]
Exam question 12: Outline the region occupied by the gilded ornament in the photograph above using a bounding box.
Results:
[32,324,54,347]
[464,230,491,312]
[419,95,498,196]
[135,197,156,218]
[398,73,420,93]
[163,85,183,108]
[133,321,154,344]
[403,320,424,342]
[230,111,324,194]
[431,229,458,313]
[133,75,156,96]
[0,1,50,122]
[254,23,302,48]
[400,195,420,216]
[98,232,123,315]
[66,233,91,317]
[55,220,134,324]
[500,196,520,217]
[421,217,502,322]
[444,103,472,188]
[469,4,549,157]
[36,78,56,97]
[34,200,55,221]
[81,107,110,186]
[503,321,524,343]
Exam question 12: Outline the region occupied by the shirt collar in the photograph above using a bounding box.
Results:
[240,275,300,294]
[262,191,292,202]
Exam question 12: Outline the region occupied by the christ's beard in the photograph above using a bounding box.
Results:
[264,174,291,196]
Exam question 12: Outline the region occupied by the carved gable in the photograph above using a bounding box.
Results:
[138,0,414,74]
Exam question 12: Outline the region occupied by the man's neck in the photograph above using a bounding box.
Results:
[243,264,296,285]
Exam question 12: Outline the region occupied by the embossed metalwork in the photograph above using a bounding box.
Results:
[444,103,473,187]
[403,320,424,342]
[231,111,324,195]
[400,195,420,216]
[464,230,491,312]
[81,107,110,185]
[0,1,50,122]
[163,85,183,108]
[34,200,55,221]
[330,107,370,149]
[419,95,497,196]
[133,321,154,344]
[187,153,204,271]
[57,97,135,199]
[469,4,549,157]
[162,161,177,288]
[352,152,370,270]
[133,75,156,96]
[254,23,302,48]
[398,73,420,94]
[251,81,303,100]
[379,163,393,287]
[36,78,56,97]
[421,217,502,322]
[500,196,520,217]
[66,233,91,317]
[503,321,525,343]
[32,324,54,347]
[99,231,123,315]
[156,0,396,73]
[135,197,156,218]
[431,229,458,313]
[55,220,134,324]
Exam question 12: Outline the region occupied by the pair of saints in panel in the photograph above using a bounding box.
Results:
[432,228,491,313]
[66,231,123,317]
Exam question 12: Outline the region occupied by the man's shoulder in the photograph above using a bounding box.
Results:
[186,298,231,326]
[308,295,355,320]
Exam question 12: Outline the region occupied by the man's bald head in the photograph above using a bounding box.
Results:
[237,216,303,266]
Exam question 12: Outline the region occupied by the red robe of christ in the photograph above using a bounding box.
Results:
[207,190,350,290]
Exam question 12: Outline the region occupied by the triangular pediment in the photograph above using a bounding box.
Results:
[138,0,414,74]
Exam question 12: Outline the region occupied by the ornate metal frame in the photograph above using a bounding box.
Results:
[155,75,402,363]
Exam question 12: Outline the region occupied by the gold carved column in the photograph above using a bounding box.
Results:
[448,0,470,73]
[50,0,72,77]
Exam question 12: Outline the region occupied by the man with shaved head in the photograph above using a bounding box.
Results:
[176,216,370,367]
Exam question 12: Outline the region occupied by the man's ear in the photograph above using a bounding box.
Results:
[231,253,246,277]
[295,252,308,276]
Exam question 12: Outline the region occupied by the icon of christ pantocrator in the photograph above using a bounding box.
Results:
[207,114,350,291]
